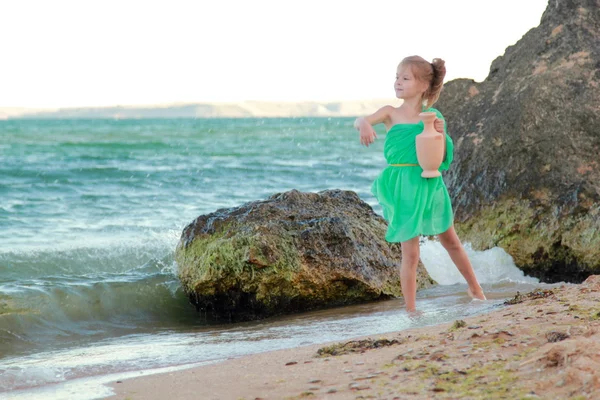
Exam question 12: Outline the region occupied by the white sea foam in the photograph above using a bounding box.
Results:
[420,238,539,286]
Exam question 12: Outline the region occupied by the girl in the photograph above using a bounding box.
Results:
[354,55,486,312]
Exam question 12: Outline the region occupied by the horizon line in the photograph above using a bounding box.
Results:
[0,98,403,112]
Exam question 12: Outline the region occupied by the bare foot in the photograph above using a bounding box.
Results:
[407,309,423,319]
[467,287,487,301]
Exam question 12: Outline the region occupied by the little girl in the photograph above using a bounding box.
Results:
[354,55,486,312]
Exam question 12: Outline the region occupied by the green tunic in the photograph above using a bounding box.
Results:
[370,108,454,243]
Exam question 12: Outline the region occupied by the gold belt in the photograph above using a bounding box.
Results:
[389,163,419,167]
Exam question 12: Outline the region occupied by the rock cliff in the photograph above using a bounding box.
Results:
[436,0,600,282]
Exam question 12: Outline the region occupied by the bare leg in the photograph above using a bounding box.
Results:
[400,237,421,311]
[437,226,486,300]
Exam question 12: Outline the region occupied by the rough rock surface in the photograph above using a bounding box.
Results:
[176,189,434,320]
[436,0,600,283]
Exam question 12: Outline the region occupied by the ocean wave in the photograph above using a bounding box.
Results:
[0,233,180,277]
[0,259,199,360]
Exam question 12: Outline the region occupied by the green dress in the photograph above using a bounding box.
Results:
[371,108,454,243]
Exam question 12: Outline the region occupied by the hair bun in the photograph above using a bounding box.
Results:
[431,58,447,81]
[432,58,445,67]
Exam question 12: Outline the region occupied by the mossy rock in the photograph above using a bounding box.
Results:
[176,189,435,320]
[435,0,600,283]
[455,197,600,283]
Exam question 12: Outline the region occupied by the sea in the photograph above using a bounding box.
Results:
[0,117,548,399]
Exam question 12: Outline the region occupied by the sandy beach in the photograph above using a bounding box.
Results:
[105,275,600,400]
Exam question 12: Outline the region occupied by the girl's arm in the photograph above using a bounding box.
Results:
[354,105,394,129]
[354,105,394,147]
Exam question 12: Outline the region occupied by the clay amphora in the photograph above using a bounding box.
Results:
[416,112,444,178]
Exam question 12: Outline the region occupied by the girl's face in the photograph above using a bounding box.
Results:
[395,65,428,100]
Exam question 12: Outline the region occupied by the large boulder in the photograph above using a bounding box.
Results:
[436,0,600,283]
[176,189,434,320]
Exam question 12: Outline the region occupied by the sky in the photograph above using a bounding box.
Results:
[1,0,549,109]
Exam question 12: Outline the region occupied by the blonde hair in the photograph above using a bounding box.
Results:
[399,56,446,109]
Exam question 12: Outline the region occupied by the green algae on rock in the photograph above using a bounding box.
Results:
[176,189,435,320]
[454,198,600,283]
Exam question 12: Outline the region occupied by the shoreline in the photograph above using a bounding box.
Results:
[106,276,600,400]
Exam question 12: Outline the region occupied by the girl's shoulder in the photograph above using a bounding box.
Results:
[379,105,397,114]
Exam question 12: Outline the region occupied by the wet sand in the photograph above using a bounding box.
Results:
[106,276,600,399]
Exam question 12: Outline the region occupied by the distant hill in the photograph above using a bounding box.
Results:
[0,99,397,119]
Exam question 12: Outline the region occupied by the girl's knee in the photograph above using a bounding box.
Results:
[438,227,463,251]
[401,251,420,267]
[401,238,420,266]
[439,233,462,251]
[441,238,462,252]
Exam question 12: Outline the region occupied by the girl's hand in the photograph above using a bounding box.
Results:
[359,124,377,146]
[434,118,445,133]
[355,118,377,146]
